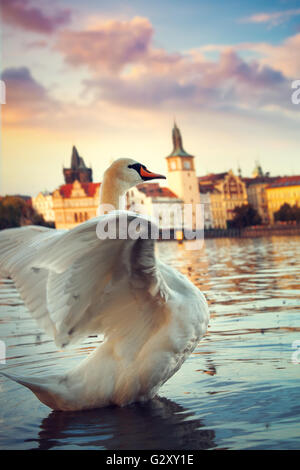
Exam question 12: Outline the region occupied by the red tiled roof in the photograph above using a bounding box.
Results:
[59,182,100,198]
[199,184,219,194]
[59,184,72,198]
[137,183,179,199]
[266,175,300,189]
[198,172,227,183]
[137,183,160,192]
[157,187,179,198]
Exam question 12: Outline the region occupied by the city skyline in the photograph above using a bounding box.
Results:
[1,0,300,196]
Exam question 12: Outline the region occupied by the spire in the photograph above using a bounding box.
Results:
[71,145,81,169]
[173,122,183,151]
[78,157,87,169]
[64,146,93,183]
[252,160,264,178]
[168,122,192,158]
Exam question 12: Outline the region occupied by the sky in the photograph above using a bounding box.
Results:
[0,0,300,196]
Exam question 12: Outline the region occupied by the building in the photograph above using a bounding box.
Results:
[240,162,277,224]
[52,145,183,230]
[165,123,200,229]
[198,186,214,229]
[32,191,55,222]
[243,169,277,225]
[198,170,248,228]
[165,123,249,229]
[63,146,93,184]
[44,131,300,232]
[265,175,300,223]
[52,180,100,229]
[127,183,183,231]
[51,146,99,229]
[243,177,270,224]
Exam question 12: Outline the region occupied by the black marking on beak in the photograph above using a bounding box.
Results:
[128,163,166,181]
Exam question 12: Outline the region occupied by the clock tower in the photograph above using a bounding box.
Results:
[166,123,200,228]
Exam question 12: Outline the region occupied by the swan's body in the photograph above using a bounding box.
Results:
[0,159,209,411]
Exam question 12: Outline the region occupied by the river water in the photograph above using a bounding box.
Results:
[0,236,299,450]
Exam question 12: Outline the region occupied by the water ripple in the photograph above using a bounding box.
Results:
[0,236,300,449]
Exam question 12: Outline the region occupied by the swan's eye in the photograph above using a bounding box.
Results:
[128,163,141,173]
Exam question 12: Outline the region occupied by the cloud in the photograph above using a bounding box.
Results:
[84,48,292,114]
[1,66,58,126]
[218,34,300,78]
[81,41,290,112]
[25,39,48,49]
[195,31,300,79]
[0,0,71,34]
[247,34,300,78]
[55,15,293,113]
[2,16,297,130]
[240,8,300,27]
[56,16,153,73]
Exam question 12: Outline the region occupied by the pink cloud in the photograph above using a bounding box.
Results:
[0,0,71,34]
[55,15,292,113]
[1,66,58,126]
[240,8,300,27]
[240,34,300,78]
[82,45,290,112]
[25,39,48,49]
[191,31,300,78]
[2,66,49,103]
[56,17,153,73]
[2,16,297,128]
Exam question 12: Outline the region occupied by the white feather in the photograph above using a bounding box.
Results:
[0,160,209,411]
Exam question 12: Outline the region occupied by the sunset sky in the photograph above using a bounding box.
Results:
[1,0,300,196]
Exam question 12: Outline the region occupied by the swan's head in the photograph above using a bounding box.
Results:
[104,158,166,191]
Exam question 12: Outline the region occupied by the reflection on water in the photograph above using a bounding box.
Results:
[36,398,215,450]
[0,236,300,449]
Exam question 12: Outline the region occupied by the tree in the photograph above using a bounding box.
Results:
[274,203,300,223]
[228,204,262,229]
[0,196,54,230]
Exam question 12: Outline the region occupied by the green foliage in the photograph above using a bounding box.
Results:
[228,204,262,229]
[0,196,54,230]
[274,203,300,223]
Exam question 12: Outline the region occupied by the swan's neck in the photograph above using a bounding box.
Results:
[99,176,128,213]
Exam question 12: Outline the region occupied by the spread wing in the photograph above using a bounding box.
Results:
[0,213,169,348]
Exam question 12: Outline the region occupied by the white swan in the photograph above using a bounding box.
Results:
[0,158,209,411]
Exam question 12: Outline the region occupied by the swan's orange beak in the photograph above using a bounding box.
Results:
[140,166,166,181]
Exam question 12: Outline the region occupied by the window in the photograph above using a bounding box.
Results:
[170,160,177,170]
[184,161,191,170]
